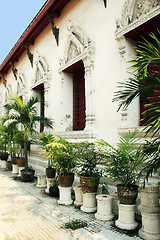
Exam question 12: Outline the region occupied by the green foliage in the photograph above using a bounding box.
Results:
[64,219,87,230]
[45,134,78,175]
[39,132,55,168]
[112,29,160,179]
[97,129,146,187]
[76,142,104,177]
[3,95,53,170]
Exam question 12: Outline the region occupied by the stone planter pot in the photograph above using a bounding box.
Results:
[1,160,7,168]
[46,168,56,178]
[116,202,138,230]
[80,176,100,193]
[21,169,35,182]
[11,157,17,165]
[58,186,73,205]
[95,195,114,221]
[36,174,47,188]
[117,184,139,205]
[45,177,56,193]
[12,164,18,174]
[16,158,25,167]
[138,185,160,240]
[18,167,25,177]
[81,192,97,213]
[58,173,74,187]
[73,185,83,208]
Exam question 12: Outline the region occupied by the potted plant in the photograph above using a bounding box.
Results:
[0,124,10,162]
[3,95,53,182]
[39,132,56,178]
[45,134,77,187]
[77,142,104,193]
[97,129,146,204]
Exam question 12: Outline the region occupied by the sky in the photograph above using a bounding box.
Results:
[0,0,47,65]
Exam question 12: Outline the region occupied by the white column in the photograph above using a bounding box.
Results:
[95,195,114,221]
[36,174,47,188]
[45,177,56,193]
[116,203,138,230]
[18,167,25,177]
[81,192,97,213]
[12,164,18,174]
[73,185,83,208]
[83,53,96,133]
[1,160,7,169]
[58,186,73,205]
[138,185,160,240]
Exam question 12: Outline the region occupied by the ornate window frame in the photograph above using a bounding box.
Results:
[59,22,96,139]
[115,0,160,130]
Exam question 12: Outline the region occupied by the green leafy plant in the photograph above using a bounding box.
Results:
[45,134,78,176]
[3,95,53,171]
[39,132,55,168]
[97,129,146,187]
[77,142,104,178]
[112,29,160,180]
[64,219,87,230]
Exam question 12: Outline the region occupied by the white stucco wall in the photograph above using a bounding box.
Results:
[0,0,151,146]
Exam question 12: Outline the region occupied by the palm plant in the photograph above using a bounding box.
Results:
[113,30,160,178]
[3,95,53,171]
[97,129,146,187]
[113,29,160,136]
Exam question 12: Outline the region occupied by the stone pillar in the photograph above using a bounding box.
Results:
[12,164,18,174]
[45,177,56,193]
[18,167,25,177]
[107,184,118,215]
[36,174,47,188]
[83,50,96,133]
[116,203,138,230]
[81,192,97,213]
[58,186,73,205]
[1,160,7,169]
[95,195,114,221]
[138,185,160,240]
[73,185,83,208]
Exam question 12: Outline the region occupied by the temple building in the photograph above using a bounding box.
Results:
[0,0,160,171]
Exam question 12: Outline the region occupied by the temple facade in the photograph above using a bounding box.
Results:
[0,0,160,170]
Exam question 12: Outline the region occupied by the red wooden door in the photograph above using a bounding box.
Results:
[140,66,160,126]
[73,70,86,130]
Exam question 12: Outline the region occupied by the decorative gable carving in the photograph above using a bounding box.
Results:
[59,22,94,70]
[32,51,51,92]
[16,72,27,98]
[116,0,160,38]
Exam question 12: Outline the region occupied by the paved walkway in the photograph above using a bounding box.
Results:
[0,168,141,240]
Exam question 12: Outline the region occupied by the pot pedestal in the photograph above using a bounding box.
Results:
[95,195,114,220]
[108,185,118,215]
[58,186,73,205]
[36,174,47,188]
[138,185,160,240]
[18,167,25,177]
[1,161,7,168]
[115,203,138,230]
[12,164,18,174]
[73,185,83,208]
[45,178,56,193]
[81,192,97,213]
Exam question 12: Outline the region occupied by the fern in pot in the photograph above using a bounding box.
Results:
[76,142,104,193]
[97,129,146,204]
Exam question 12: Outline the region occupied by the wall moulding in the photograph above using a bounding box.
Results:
[31,52,51,92]
[115,0,160,39]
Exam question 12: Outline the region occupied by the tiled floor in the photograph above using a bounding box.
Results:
[0,168,141,240]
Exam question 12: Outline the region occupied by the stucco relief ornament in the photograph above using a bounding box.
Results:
[116,0,160,35]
